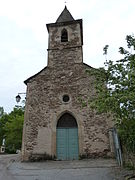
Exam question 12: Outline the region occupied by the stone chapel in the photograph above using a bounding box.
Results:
[22,6,114,161]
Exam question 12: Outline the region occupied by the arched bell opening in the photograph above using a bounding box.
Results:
[56,113,79,160]
[61,28,68,42]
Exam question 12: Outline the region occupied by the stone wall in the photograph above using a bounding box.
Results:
[21,16,114,161]
[22,63,114,161]
[48,23,82,49]
[47,22,83,66]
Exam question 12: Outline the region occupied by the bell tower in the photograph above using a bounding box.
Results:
[46,6,83,67]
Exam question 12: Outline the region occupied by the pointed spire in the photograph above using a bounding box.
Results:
[56,6,74,23]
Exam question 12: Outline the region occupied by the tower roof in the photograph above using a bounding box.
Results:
[56,6,74,23]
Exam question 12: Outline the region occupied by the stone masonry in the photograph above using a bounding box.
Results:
[22,6,114,161]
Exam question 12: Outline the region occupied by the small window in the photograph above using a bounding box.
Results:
[61,29,68,42]
[63,95,70,102]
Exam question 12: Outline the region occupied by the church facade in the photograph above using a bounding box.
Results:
[22,6,114,161]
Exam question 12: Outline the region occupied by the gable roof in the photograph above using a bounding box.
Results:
[56,6,74,23]
[24,63,95,85]
[24,67,47,85]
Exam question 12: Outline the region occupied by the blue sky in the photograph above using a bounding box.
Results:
[0,0,135,112]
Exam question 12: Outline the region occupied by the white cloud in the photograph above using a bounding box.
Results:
[11,47,20,57]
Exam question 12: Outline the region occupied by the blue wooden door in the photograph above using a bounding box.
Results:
[57,128,79,160]
[68,128,79,160]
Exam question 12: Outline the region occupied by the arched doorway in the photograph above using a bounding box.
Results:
[56,113,79,160]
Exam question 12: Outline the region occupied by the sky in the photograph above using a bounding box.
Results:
[0,0,135,113]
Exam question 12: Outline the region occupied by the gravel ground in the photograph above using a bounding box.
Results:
[0,154,132,180]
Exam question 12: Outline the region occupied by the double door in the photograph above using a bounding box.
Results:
[56,128,79,160]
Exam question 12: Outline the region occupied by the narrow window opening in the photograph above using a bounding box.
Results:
[61,29,68,42]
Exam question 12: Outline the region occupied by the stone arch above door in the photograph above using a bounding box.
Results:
[57,113,78,128]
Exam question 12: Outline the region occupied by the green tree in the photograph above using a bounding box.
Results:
[0,107,7,146]
[90,35,135,153]
[0,107,4,117]
[0,107,24,153]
